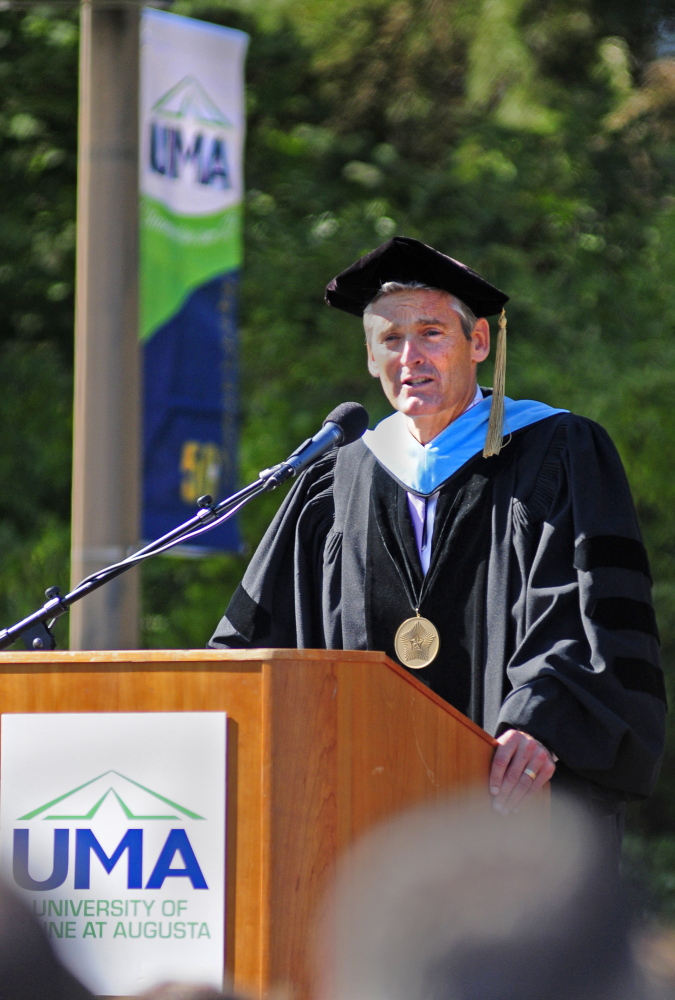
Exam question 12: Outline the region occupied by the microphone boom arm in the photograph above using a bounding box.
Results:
[0,402,369,652]
[0,459,299,652]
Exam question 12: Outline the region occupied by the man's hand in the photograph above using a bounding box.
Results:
[489,729,556,815]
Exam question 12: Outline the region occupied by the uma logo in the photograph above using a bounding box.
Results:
[149,76,232,188]
[13,771,207,893]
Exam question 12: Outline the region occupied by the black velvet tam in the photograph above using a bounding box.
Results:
[325,236,509,318]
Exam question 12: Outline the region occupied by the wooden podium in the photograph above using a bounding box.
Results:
[0,648,496,998]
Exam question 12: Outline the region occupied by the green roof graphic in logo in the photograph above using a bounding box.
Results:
[19,771,204,822]
[152,75,232,127]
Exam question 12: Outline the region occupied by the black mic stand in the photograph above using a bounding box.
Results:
[0,460,294,652]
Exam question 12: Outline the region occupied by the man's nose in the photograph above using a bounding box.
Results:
[400,336,423,365]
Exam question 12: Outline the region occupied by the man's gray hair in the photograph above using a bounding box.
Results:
[363,281,478,341]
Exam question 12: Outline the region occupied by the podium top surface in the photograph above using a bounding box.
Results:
[0,647,496,748]
[0,647,393,663]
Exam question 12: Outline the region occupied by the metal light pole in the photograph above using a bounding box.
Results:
[70,0,141,649]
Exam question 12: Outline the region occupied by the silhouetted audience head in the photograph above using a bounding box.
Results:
[0,881,93,1000]
[319,794,654,1000]
[0,878,250,1000]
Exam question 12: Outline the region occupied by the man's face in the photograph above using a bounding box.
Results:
[365,289,490,421]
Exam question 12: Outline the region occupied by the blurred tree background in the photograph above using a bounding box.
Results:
[1,0,675,903]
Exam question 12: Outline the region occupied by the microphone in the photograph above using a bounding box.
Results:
[261,402,369,487]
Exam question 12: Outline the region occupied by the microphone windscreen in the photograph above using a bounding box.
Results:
[323,402,370,445]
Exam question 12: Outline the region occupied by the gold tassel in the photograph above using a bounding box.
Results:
[483,308,507,458]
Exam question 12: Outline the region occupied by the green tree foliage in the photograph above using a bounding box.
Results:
[2,1,675,848]
[0,6,77,648]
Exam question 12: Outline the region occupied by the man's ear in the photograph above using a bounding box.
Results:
[471,318,490,363]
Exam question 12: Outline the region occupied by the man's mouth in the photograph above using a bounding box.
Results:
[403,376,433,387]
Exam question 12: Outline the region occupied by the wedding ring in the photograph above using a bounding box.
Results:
[524,767,537,780]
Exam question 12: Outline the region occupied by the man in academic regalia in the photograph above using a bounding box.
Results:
[210,237,666,841]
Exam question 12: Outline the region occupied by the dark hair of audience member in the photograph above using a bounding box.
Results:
[0,882,93,1000]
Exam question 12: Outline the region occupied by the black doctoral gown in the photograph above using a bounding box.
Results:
[210,411,666,811]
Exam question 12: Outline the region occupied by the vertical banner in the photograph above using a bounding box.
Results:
[140,10,248,550]
[0,713,226,996]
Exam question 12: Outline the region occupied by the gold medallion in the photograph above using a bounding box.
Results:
[394,614,440,669]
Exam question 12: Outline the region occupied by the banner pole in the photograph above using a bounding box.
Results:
[70,1,141,649]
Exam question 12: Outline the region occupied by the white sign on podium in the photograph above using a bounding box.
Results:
[0,712,226,996]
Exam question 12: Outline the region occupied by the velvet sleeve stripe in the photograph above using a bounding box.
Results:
[226,584,272,644]
[591,597,660,642]
[614,656,667,703]
[574,535,652,580]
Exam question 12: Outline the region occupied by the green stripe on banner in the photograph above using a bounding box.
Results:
[139,193,242,341]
